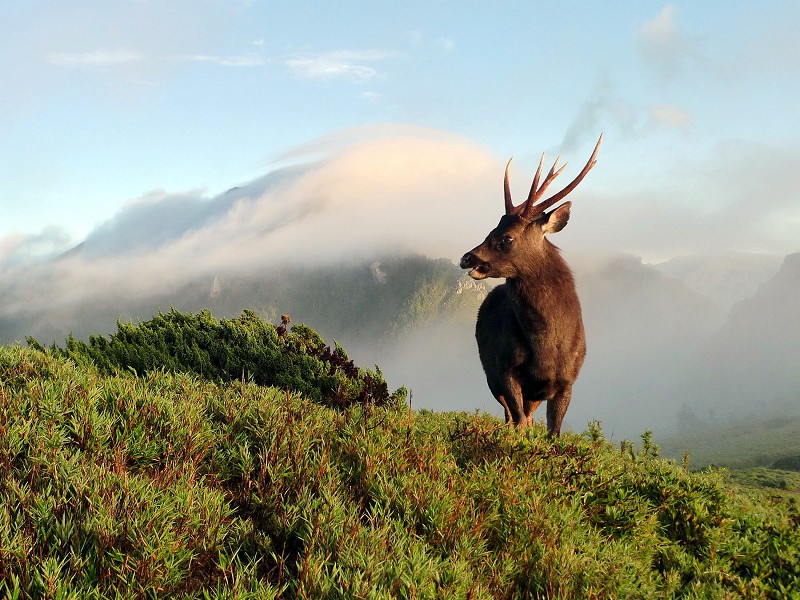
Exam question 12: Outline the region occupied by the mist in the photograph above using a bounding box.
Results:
[1,126,798,439]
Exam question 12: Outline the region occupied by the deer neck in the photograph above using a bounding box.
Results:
[505,245,576,329]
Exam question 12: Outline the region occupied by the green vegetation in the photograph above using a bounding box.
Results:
[2,341,799,598]
[29,309,404,410]
[660,414,800,472]
[726,468,800,499]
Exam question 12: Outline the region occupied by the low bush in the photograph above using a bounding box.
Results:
[1,346,798,597]
[30,308,404,410]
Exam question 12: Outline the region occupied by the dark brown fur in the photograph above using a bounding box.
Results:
[459,138,600,435]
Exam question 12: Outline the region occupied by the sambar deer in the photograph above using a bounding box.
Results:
[460,135,602,436]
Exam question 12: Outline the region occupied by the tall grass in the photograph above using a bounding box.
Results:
[1,345,798,598]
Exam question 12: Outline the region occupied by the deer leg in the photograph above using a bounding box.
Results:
[546,385,572,436]
[500,376,526,427]
[496,395,513,423]
[523,400,542,427]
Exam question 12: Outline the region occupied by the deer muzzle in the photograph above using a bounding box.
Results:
[460,252,490,280]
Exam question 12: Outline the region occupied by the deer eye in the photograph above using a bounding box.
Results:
[498,235,514,250]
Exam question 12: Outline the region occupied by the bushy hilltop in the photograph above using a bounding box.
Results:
[31,308,406,410]
[1,314,799,598]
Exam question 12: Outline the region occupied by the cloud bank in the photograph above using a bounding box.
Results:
[2,124,798,332]
[0,127,498,337]
[286,50,396,81]
[1,125,797,440]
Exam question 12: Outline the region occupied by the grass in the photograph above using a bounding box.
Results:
[660,414,800,471]
[726,468,800,500]
[1,344,799,598]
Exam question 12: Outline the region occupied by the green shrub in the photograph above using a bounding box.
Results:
[1,345,798,598]
[35,309,405,410]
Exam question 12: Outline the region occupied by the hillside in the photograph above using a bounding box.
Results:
[651,252,782,310]
[569,255,725,436]
[671,253,800,420]
[1,343,798,598]
[660,413,800,472]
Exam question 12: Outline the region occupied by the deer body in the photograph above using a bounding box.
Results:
[460,136,601,435]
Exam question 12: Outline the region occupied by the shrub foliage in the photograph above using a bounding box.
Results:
[33,309,404,409]
[1,345,798,598]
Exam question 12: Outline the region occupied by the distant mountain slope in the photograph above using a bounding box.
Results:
[660,413,800,471]
[1,254,486,353]
[578,254,724,347]
[186,255,487,351]
[651,252,782,310]
[60,166,314,260]
[690,252,800,416]
[568,255,726,437]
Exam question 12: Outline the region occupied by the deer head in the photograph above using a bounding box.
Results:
[460,134,602,280]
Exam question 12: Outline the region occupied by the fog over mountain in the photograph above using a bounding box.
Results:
[685,253,800,418]
[1,129,797,439]
[651,253,783,311]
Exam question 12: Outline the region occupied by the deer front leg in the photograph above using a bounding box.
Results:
[496,394,513,423]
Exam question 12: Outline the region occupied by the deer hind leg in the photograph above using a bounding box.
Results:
[498,376,526,427]
[546,385,572,436]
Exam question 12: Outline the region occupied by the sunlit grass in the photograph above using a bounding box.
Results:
[1,345,798,597]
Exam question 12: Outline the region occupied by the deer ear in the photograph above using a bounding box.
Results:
[541,201,572,234]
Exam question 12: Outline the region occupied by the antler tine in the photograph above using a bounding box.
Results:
[517,156,567,219]
[525,133,603,219]
[507,154,563,217]
[503,158,514,214]
[526,153,546,206]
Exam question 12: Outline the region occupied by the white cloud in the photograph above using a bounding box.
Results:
[635,4,696,78]
[180,54,268,67]
[0,226,72,268]
[48,50,143,67]
[569,139,800,259]
[286,50,395,82]
[639,4,678,46]
[648,105,693,129]
[49,48,269,70]
[0,128,499,327]
[436,37,455,52]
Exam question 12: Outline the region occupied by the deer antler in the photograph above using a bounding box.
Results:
[505,133,603,220]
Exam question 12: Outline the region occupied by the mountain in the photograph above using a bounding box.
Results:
[186,255,486,353]
[650,252,782,311]
[7,255,485,350]
[62,167,314,260]
[682,252,800,418]
[567,255,726,437]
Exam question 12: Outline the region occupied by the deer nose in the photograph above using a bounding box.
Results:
[460,252,476,269]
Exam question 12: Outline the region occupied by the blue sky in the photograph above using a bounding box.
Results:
[1,1,799,261]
